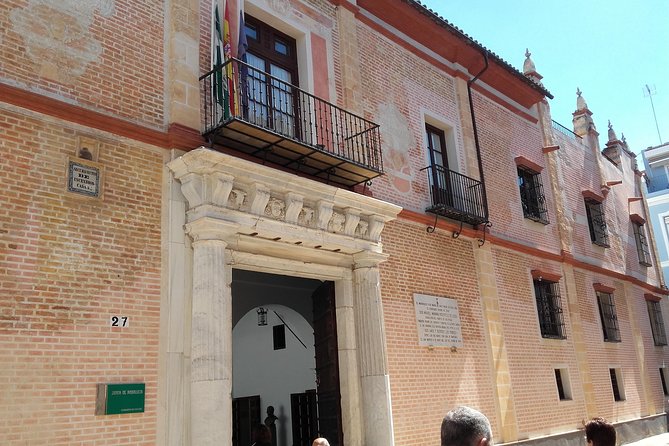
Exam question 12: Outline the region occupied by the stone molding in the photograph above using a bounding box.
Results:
[168,148,402,255]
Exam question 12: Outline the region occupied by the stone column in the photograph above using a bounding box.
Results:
[352,253,394,446]
[334,279,363,446]
[185,217,239,446]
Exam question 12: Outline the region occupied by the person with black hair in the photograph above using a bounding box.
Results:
[585,417,616,446]
[441,406,493,446]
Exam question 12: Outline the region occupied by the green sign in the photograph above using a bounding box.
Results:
[96,383,145,415]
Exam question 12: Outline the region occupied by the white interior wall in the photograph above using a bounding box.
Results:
[232,304,316,446]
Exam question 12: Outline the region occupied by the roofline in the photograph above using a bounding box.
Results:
[404,0,554,99]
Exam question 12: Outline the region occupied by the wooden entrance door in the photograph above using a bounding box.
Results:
[232,395,261,446]
[290,390,318,445]
[312,282,343,446]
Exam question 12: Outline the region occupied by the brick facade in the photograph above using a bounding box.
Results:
[0,104,163,444]
[1,0,667,445]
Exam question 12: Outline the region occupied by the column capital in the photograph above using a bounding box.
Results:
[185,217,240,243]
[353,251,389,269]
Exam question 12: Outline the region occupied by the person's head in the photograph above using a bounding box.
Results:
[312,438,330,446]
[585,417,616,446]
[441,406,493,446]
[252,424,272,443]
[267,405,275,415]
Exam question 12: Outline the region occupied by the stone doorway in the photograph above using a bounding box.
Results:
[164,148,401,446]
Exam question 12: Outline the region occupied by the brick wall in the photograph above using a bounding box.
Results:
[574,271,644,420]
[380,219,498,445]
[0,105,163,445]
[0,0,165,128]
[491,248,586,437]
[475,94,562,253]
[357,23,463,213]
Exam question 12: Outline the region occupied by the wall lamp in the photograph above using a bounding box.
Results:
[257,307,268,326]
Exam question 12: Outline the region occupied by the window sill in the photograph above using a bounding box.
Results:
[524,215,550,225]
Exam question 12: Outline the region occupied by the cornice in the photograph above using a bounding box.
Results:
[168,148,402,260]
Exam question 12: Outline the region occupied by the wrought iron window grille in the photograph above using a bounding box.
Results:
[647,300,668,346]
[596,292,621,342]
[633,222,652,266]
[517,167,549,224]
[585,199,610,247]
[533,279,566,339]
[609,368,624,401]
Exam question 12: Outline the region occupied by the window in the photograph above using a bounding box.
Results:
[554,368,572,401]
[647,300,668,346]
[273,324,286,350]
[518,167,549,224]
[609,368,625,401]
[660,368,669,396]
[633,221,652,266]
[426,124,452,207]
[596,292,620,342]
[585,198,609,247]
[534,279,566,339]
[243,15,299,137]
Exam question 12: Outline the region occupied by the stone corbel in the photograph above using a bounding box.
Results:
[316,200,334,230]
[285,193,304,224]
[174,172,235,209]
[344,208,361,236]
[178,172,205,208]
[209,172,235,207]
[248,183,271,215]
[368,215,386,242]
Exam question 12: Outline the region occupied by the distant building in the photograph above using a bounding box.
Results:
[643,142,669,280]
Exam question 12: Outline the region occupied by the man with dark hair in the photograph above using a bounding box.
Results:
[585,417,616,446]
[441,406,493,446]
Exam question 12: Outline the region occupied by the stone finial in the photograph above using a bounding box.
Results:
[576,88,588,110]
[523,48,536,74]
[622,133,629,149]
[608,120,618,142]
[523,48,543,85]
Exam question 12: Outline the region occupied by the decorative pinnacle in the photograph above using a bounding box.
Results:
[523,48,538,77]
[607,120,618,142]
[576,88,588,111]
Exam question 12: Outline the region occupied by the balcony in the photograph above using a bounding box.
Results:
[200,58,383,187]
[424,165,488,226]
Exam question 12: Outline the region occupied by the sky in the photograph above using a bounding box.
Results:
[419,0,669,155]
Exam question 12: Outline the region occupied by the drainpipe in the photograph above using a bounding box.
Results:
[467,51,490,222]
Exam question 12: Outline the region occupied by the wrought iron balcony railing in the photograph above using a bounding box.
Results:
[552,120,581,140]
[424,164,488,226]
[200,58,383,187]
